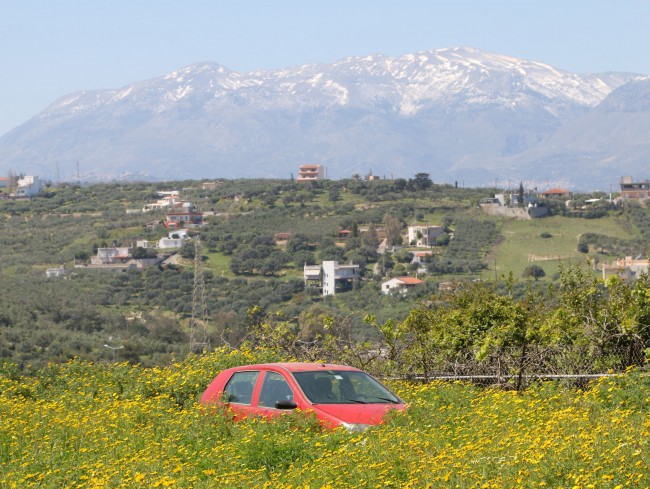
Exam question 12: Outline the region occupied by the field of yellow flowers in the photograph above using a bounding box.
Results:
[1,347,649,488]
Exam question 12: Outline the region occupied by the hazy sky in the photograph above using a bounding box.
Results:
[2,0,649,136]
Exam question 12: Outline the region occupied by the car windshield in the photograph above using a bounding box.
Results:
[292,370,401,404]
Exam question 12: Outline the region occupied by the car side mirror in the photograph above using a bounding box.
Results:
[275,399,297,410]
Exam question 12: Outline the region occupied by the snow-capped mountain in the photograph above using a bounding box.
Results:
[0,47,646,189]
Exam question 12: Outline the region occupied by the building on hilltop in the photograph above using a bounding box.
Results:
[480,190,549,219]
[619,176,650,200]
[297,164,325,182]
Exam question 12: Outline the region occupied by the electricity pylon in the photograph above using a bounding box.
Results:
[189,237,210,353]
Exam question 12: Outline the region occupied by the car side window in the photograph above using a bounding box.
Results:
[258,371,294,408]
[223,371,259,405]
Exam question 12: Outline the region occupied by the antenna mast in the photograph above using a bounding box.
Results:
[189,237,210,353]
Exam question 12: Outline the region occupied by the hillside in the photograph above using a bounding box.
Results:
[1,177,649,369]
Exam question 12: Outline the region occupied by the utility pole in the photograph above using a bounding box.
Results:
[189,237,210,353]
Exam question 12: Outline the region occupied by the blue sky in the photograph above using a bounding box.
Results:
[1,0,649,136]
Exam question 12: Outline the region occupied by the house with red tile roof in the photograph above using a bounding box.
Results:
[381,276,424,295]
[540,188,572,199]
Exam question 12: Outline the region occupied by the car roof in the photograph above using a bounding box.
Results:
[228,362,362,373]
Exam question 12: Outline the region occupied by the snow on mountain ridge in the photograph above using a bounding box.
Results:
[37,48,637,123]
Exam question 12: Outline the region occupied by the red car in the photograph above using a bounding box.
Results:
[200,362,406,430]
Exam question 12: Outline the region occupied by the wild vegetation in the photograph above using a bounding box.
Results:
[2,178,650,487]
[1,178,649,371]
[1,348,648,488]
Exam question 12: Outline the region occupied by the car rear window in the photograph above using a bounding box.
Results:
[224,371,259,405]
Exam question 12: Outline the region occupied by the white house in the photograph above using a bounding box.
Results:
[46,267,66,278]
[407,225,445,247]
[143,194,184,212]
[14,175,42,197]
[91,247,131,265]
[322,260,359,296]
[411,251,433,264]
[136,240,151,249]
[381,276,424,295]
[157,238,187,249]
[157,230,190,249]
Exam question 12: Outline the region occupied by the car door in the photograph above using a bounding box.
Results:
[256,370,297,418]
[222,370,261,420]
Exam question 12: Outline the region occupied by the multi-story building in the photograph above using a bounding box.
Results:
[407,225,445,247]
[164,205,203,229]
[322,261,359,295]
[297,164,325,182]
[304,261,360,295]
[619,176,650,200]
[601,256,649,280]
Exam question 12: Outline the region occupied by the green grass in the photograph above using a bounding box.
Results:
[204,252,234,278]
[486,215,637,280]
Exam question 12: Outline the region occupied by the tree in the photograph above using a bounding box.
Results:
[435,234,450,247]
[328,187,341,202]
[287,233,311,254]
[362,224,380,249]
[547,266,650,366]
[179,242,196,259]
[392,178,408,192]
[383,213,402,247]
[131,246,157,259]
[522,265,545,281]
[411,173,433,191]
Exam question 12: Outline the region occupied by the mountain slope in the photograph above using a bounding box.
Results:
[0,47,644,187]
